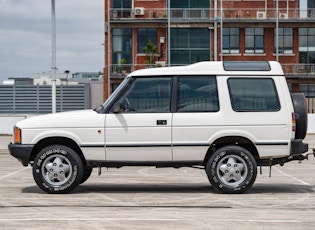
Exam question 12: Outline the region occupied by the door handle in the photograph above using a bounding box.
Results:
[157,120,167,125]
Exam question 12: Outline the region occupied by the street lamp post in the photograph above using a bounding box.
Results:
[51,0,57,113]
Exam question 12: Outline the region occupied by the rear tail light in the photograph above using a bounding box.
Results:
[292,112,296,132]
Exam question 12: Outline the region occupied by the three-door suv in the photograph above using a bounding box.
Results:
[8,61,309,194]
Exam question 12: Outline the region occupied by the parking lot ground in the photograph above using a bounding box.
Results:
[1,135,315,229]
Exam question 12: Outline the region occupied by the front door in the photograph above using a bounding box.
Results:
[105,77,173,161]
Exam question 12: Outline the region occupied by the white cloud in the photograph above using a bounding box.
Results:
[0,0,104,82]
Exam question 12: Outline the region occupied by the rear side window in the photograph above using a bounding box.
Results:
[228,78,280,112]
[177,76,219,112]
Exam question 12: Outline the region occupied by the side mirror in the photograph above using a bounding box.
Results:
[110,101,123,113]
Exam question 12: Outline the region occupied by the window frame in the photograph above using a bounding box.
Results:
[228,78,281,112]
[176,76,220,113]
[112,77,173,113]
[223,28,240,54]
[245,28,264,54]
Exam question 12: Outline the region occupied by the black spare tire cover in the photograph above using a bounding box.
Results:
[291,93,308,139]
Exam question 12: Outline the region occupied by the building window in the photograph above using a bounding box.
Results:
[245,28,264,54]
[112,29,132,66]
[223,28,240,54]
[171,0,209,8]
[274,28,293,54]
[112,0,131,8]
[112,0,131,18]
[299,84,315,97]
[137,29,157,53]
[299,28,315,64]
[170,0,210,19]
[170,28,210,65]
[299,0,315,18]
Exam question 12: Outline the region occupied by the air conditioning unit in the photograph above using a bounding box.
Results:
[256,11,267,19]
[279,13,288,19]
[134,7,145,16]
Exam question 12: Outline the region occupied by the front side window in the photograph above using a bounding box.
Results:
[116,77,172,113]
[228,78,280,112]
[245,28,264,54]
[177,76,219,112]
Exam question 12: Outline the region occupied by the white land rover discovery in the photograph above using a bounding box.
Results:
[8,61,309,194]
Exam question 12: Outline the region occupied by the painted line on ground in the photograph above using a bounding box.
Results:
[0,167,29,180]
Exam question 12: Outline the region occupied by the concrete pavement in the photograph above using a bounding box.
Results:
[1,135,315,229]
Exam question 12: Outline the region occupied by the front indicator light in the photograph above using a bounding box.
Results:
[14,127,21,144]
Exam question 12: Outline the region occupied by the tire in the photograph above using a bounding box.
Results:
[291,93,308,139]
[80,166,93,184]
[205,145,257,194]
[32,145,84,194]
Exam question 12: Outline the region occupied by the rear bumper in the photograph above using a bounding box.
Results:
[291,139,308,155]
[8,143,34,166]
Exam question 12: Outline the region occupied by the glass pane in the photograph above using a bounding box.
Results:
[171,0,188,8]
[190,29,209,48]
[171,50,190,64]
[119,78,172,113]
[171,29,189,48]
[190,0,210,8]
[178,77,219,112]
[191,50,210,62]
[137,28,157,53]
[228,78,280,111]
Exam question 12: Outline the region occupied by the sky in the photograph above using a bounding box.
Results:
[0,0,104,84]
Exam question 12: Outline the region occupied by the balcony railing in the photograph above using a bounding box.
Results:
[109,8,315,21]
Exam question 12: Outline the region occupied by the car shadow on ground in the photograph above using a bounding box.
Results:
[21,183,315,195]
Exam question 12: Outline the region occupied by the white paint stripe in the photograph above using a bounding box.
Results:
[0,167,28,180]
[0,218,179,222]
[0,218,301,223]
[275,167,311,186]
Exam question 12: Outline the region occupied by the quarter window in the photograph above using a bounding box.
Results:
[228,78,280,112]
[178,76,219,112]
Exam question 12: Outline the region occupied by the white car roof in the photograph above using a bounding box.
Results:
[129,61,284,77]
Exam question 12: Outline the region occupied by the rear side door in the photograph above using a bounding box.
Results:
[105,77,173,161]
[172,76,220,161]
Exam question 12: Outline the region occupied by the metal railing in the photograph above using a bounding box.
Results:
[109,8,315,21]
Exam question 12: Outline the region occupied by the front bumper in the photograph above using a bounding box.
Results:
[8,143,34,166]
[291,139,308,155]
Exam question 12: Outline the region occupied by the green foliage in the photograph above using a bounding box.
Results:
[143,41,158,65]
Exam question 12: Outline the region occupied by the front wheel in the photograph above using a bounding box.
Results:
[205,145,257,194]
[32,145,84,194]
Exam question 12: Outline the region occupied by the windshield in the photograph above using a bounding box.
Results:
[98,76,132,113]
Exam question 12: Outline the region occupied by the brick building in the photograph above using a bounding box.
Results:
[104,0,315,110]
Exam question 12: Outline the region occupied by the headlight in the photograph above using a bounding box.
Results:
[14,126,21,144]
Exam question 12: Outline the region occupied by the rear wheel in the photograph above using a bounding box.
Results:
[32,145,84,194]
[206,145,257,194]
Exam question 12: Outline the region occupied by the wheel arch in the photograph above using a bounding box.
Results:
[30,137,87,165]
[204,136,260,165]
